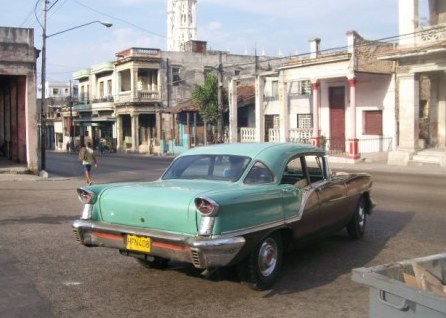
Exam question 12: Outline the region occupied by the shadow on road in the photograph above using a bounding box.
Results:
[266,208,415,296]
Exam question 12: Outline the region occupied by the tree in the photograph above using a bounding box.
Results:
[191,73,219,124]
[192,73,228,143]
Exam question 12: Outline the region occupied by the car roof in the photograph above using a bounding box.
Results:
[181,142,323,157]
[179,143,325,178]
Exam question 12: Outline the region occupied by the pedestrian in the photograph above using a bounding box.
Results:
[99,138,105,155]
[78,142,98,185]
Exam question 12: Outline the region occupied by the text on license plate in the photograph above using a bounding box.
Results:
[126,234,151,253]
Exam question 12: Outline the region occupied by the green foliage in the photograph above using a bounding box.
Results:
[191,73,219,123]
[191,73,228,125]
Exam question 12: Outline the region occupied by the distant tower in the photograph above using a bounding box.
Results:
[167,0,197,51]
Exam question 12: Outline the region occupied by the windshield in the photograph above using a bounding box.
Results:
[162,155,251,181]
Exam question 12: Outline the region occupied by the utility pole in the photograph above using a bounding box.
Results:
[40,0,48,170]
[217,51,224,142]
[69,80,74,152]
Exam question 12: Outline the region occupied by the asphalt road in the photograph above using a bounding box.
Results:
[0,152,445,318]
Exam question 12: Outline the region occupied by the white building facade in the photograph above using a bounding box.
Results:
[383,0,446,166]
[229,32,396,161]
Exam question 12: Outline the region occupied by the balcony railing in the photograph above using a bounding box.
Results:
[239,128,393,154]
[288,129,312,143]
[92,96,114,103]
[415,23,446,45]
[268,129,280,142]
[115,47,161,59]
[115,90,160,103]
[240,128,256,142]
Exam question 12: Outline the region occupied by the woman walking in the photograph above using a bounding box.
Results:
[78,142,98,185]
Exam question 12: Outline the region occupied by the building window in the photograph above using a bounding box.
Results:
[99,82,104,98]
[290,80,311,95]
[265,115,280,129]
[52,88,59,95]
[297,114,313,129]
[107,80,112,97]
[172,67,181,86]
[363,110,383,135]
[271,81,278,99]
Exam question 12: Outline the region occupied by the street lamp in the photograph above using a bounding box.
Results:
[39,0,112,171]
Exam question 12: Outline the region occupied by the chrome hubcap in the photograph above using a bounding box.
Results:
[258,238,278,277]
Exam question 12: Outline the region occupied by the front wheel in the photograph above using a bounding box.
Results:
[237,233,283,290]
[347,196,366,239]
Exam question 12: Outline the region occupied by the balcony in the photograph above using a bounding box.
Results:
[91,95,114,111]
[115,90,160,104]
[115,47,161,63]
[415,23,446,46]
[73,68,91,80]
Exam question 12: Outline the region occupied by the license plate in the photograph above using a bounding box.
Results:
[126,234,151,253]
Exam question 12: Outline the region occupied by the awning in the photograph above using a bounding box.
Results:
[74,117,116,123]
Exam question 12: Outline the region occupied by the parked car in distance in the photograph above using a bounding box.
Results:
[72,142,374,290]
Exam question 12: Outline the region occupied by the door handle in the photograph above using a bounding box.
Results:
[282,188,295,193]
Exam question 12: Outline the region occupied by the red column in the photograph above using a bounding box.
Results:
[311,82,321,147]
[348,78,359,159]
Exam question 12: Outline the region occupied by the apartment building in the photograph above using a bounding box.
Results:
[70,43,277,154]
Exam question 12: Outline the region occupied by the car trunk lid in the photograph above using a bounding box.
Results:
[98,181,227,234]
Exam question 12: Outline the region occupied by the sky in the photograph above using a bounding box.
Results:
[0,0,407,83]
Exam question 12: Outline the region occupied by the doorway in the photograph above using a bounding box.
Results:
[329,86,345,152]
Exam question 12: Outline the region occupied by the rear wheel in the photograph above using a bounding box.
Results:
[137,256,170,269]
[347,196,366,239]
[237,233,283,290]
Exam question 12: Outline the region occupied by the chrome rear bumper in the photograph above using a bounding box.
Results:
[72,219,245,268]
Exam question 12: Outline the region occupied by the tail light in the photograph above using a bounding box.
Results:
[194,197,219,216]
[77,188,95,204]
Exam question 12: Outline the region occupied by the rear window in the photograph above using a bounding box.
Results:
[162,155,250,181]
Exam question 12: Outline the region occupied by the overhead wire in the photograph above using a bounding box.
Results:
[71,0,166,38]
[223,24,446,70]
[20,4,38,28]
[28,0,446,81]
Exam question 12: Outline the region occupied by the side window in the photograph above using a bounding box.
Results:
[245,162,274,184]
[221,156,250,181]
[304,155,325,183]
[282,156,308,188]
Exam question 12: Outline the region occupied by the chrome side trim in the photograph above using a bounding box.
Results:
[218,219,286,238]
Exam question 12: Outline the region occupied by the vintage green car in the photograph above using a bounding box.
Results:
[72,142,374,290]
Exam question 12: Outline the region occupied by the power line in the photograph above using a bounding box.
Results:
[72,0,166,38]
[224,25,446,70]
[20,3,38,28]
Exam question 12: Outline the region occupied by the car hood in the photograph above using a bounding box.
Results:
[97,180,232,234]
